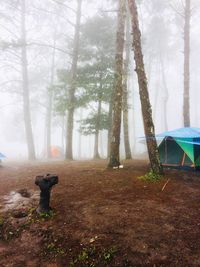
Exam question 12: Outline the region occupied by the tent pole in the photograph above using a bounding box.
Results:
[181,152,186,166]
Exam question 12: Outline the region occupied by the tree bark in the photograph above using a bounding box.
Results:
[123,13,132,160]
[21,0,36,160]
[183,0,190,127]
[107,99,112,159]
[93,98,102,159]
[128,0,162,175]
[65,0,82,160]
[94,75,103,159]
[108,0,126,168]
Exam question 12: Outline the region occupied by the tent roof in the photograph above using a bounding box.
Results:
[157,127,200,139]
[0,152,6,159]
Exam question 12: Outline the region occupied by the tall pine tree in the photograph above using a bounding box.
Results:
[128,0,162,175]
[66,0,82,160]
[108,0,126,167]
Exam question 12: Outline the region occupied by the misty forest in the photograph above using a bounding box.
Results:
[0,0,200,266]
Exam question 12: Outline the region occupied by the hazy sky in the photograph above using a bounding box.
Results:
[0,0,200,159]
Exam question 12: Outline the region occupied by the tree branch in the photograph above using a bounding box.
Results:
[0,80,22,87]
[169,3,184,18]
[0,23,19,39]
[50,0,76,13]
[100,9,118,13]
[31,5,75,27]
[28,42,72,56]
[0,101,22,109]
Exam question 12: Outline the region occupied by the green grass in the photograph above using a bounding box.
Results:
[69,246,117,267]
[139,170,162,182]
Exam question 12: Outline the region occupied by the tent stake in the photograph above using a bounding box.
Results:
[161,178,170,192]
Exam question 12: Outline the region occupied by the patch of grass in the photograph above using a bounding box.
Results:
[39,210,55,220]
[46,242,65,255]
[102,247,117,263]
[28,208,36,215]
[70,246,117,267]
[70,247,97,266]
[139,170,162,182]
[25,209,56,225]
[47,243,55,250]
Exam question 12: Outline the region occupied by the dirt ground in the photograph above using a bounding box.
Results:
[0,159,200,267]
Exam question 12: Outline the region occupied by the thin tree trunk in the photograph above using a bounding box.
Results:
[78,131,82,159]
[152,58,160,122]
[61,115,65,153]
[93,98,102,159]
[46,33,56,159]
[183,0,190,127]
[93,129,100,159]
[108,0,126,167]
[65,0,82,160]
[128,0,162,175]
[46,87,53,159]
[78,109,82,159]
[160,56,168,131]
[107,100,112,159]
[21,0,35,160]
[130,77,136,156]
[123,13,132,160]
[99,131,104,158]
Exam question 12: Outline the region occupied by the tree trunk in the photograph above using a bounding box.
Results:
[46,33,56,159]
[183,0,190,127]
[99,131,104,158]
[46,88,53,159]
[94,74,103,159]
[107,100,112,158]
[21,0,36,160]
[78,109,82,159]
[152,58,160,122]
[93,129,100,159]
[65,0,82,160]
[93,98,102,159]
[108,0,126,168]
[61,115,66,153]
[128,0,162,175]
[160,56,168,131]
[123,13,132,160]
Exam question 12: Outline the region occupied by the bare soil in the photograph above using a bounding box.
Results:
[0,159,200,267]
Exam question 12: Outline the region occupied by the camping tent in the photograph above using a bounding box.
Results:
[50,146,63,158]
[0,152,5,159]
[157,127,200,170]
[0,152,6,162]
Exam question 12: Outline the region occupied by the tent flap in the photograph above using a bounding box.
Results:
[174,138,194,163]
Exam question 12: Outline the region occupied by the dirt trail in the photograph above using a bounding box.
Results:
[0,160,200,266]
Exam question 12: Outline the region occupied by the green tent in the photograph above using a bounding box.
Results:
[157,128,200,170]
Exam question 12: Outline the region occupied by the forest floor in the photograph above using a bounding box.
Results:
[0,159,200,267]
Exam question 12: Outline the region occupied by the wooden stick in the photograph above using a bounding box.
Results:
[161,178,170,192]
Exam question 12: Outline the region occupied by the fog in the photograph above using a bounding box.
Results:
[0,0,199,161]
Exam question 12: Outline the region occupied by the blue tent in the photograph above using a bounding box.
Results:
[0,152,6,160]
[157,127,200,170]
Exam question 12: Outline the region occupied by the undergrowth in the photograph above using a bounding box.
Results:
[139,170,162,182]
